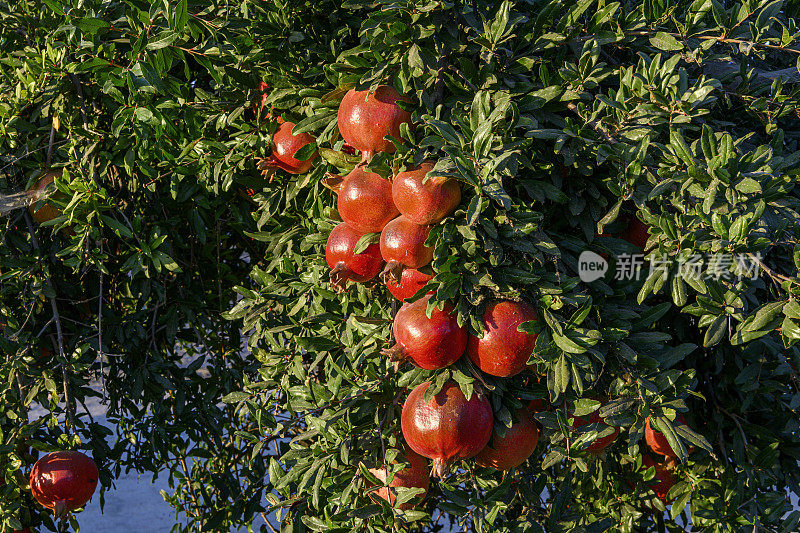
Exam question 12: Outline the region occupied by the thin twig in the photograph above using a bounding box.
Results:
[68,72,89,130]
[748,253,794,286]
[24,211,77,432]
[46,125,55,168]
[98,238,106,402]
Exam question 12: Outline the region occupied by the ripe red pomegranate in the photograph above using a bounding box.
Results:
[325,167,398,234]
[401,380,493,478]
[367,448,430,509]
[380,216,433,281]
[570,405,619,454]
[385,268,433,301]
[474,408,539,470]
[621,217,650,250]
[466,300,538,377]
[383,294,466,369]
[326,223,383,291]
[642,455,676,503]
[392,161,461,225]
[30,450,98,514]
[260,121,317,175]
[337,85,412,161]
[28,171,62,224]
[645,415,690,459]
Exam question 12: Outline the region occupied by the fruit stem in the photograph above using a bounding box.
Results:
[381,344,407,363]
[321,173,343,193]
[380,261,404,284]
[329,263,350,292]
[431,457,449,479]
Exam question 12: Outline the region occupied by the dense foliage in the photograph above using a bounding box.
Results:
[2,0,800,531]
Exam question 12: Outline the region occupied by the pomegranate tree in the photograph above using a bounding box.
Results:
[383,294,466,369]
[392,161,461,225]
[259,121,318,175]
[466,300,538,377]
[325,167,398,234]
[401,381,493,478]
[385,267,433,301]
[325,223,383,290]
[337,85,411,161]
[474,407,539,471]
[29,451,98,514]
[367,448,430,509]
[379,216,433,281]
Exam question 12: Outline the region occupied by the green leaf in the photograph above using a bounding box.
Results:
[146,31,179,50]
[649,32,683,51]
[703,314,727,347]
[75,18,111,35]
[222,391,250,403]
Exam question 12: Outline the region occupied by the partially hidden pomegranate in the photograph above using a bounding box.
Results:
[367,448,430,509]
[392,161,461,225]
[259,121,317,175]
[642,455,676,503]
[528,399,550,413]
[324,167,398,234]
[337,85,412,161]
[382,294,466,370]
[466,300,538,377]
[30,450,98,515]
[28,171,62,224]
[385,268,433,301]
[401,380,493,478]
[474,407,540,471]
[620,217,650,251]
[570,404,619,454]
[380,216,433,281]
[645,415,690,459]
[326,223,383,291]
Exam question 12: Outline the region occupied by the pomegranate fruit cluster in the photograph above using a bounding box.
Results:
[325,85,461,294]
